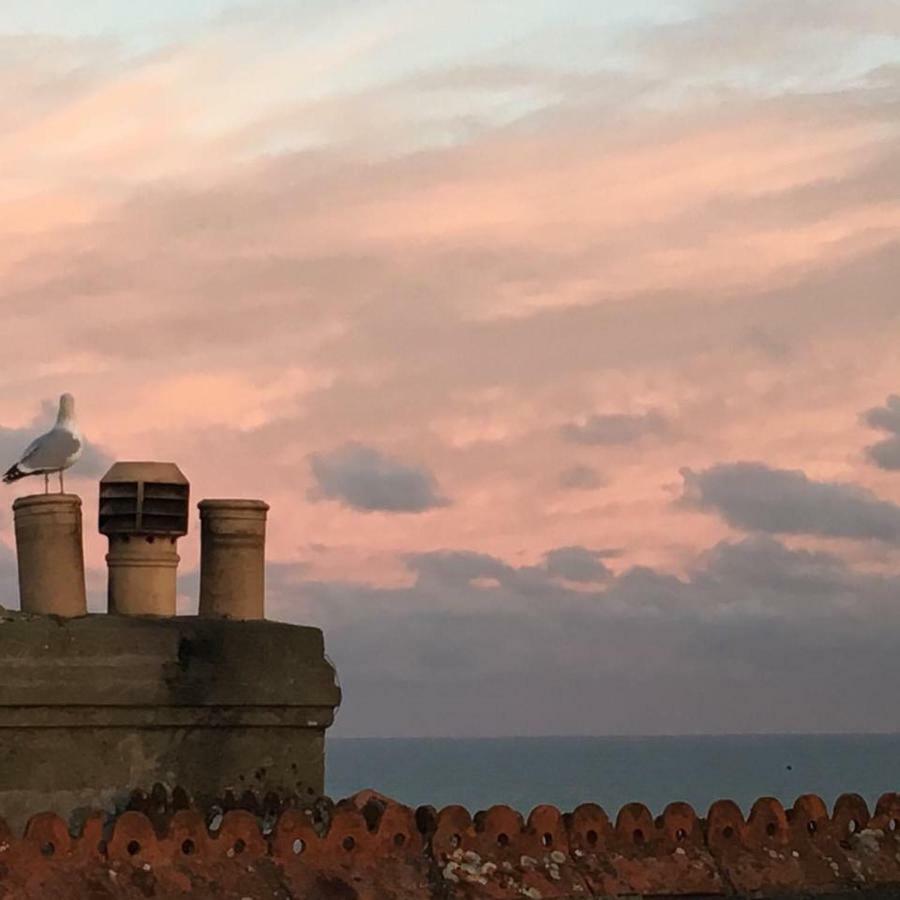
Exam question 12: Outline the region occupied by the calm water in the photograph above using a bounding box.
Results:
[327,735,900,814]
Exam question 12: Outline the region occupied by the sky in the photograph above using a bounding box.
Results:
[1,0,899,737]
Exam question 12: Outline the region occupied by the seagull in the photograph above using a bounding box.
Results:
[2,394,83,494]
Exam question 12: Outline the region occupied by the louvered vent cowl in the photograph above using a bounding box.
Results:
[99,462,190,616]
[99,462,189,537]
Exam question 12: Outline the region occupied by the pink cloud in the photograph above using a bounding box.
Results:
[0,11,897,613]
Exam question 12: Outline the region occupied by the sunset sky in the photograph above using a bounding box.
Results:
[1,1,899,737]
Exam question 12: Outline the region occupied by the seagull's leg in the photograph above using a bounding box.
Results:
[59,470,65,494]
[43,473,49,494]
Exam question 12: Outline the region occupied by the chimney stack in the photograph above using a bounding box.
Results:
[2,467,343,835]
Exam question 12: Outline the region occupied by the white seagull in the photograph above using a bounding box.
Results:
[3,394,83,494]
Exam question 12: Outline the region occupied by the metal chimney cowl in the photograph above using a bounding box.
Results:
[99,462,189,616]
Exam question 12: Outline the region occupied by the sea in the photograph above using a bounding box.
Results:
[326,734,900,815]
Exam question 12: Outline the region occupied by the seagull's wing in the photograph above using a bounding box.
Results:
[17,428,81,474]
[16,433,44,463]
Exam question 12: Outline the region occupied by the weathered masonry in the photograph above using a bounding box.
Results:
[0,462,341,835]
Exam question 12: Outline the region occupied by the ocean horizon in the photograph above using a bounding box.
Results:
[326,733,900,815]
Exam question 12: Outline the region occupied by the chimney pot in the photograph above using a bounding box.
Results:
[198,499,269,620]
[12,494,87,617]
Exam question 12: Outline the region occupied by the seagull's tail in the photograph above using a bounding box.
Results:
[2,464,27,484]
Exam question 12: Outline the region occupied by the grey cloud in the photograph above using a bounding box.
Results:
[543,546,611,583]
[561,410,667,446]
[681,461,900,543]
[558,464,605,490]
[269,535,900,737]
[406,550,513,585]
[693,535,862,605]
[308,443,447,513]
[407,550,552,600]
[864,394,900,434]
[864,395,900,470]
[407,545,612,590]
[77,443,112,479]
[868,438,900,471]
